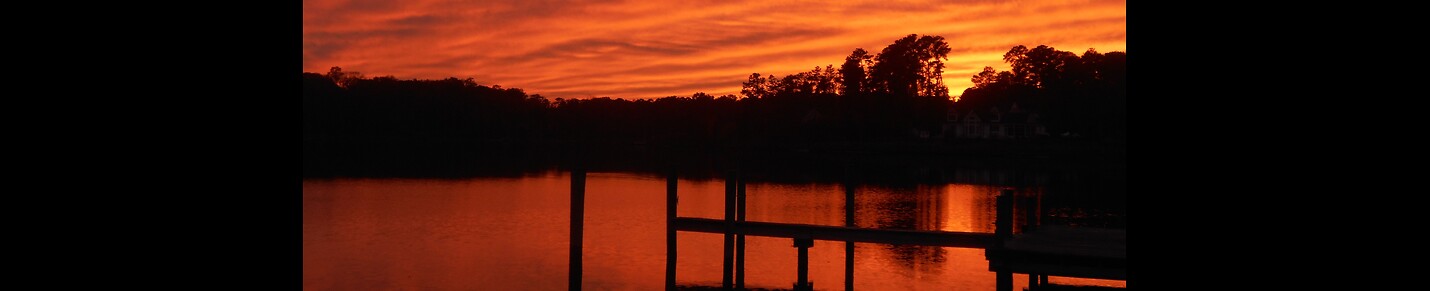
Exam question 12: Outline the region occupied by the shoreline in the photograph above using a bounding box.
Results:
[303,135,1126,180]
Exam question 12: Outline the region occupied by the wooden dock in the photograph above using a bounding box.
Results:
[986,225,1127,281]
[556,169,1128,290]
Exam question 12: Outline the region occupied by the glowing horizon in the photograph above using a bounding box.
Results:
[304,0,1125,99]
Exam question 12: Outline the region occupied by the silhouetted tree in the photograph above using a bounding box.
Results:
[959,45,1126,139]
[742,66,843,98]
[324,66,366,88]
[869,34,951,99]
[1002,45,1078,88]
[839,48,873,95]
[741,73,771,99]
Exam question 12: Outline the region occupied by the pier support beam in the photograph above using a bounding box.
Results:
[736,172,746,290]
[722,172,736,290]
[995,189,1013,244]
[570,169,585,291]
[993,189,1013,291]
[996,270,1012,291]
[665,169,677,291]
[793,237,814,291]
[844,182,856,291]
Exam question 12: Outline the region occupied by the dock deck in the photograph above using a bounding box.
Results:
[987,225,1127,281]
[639,170,1125,290]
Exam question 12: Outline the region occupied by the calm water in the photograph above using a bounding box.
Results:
[303,171,1124,290]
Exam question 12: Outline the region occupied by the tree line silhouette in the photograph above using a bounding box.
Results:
[959,45,1126,138]
[304,34,1125,175]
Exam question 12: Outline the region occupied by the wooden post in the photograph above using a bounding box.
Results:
[1036,191,1043,231]
[722,171,736,290]
[570,169,585,291]
[996,270,1012,291]
[794,238,814,291]
[844,182,855,291]
[1020,194,1037,233]
[665,169,677,291]
[1029,273,1037,288]
[736,172,746,289]
[995,189,1014,244]
[994,189,1013,291]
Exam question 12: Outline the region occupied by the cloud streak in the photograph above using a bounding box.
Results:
[304,0,1126,99]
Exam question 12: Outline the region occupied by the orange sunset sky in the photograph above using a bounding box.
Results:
[303,0,1125,99]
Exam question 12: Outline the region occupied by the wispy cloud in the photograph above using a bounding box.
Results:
[304,0,1126,99]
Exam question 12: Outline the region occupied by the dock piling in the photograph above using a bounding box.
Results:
[735,172,746,289]
[665,168,677,291]
[793,237,814,291]
[722,171,736,290]
[569,169,585,291]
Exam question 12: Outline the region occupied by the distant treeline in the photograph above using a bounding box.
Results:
[304,34,1126,174]
[306,34,1124,147]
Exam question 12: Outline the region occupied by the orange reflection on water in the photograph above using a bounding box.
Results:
[304,171,1124,290]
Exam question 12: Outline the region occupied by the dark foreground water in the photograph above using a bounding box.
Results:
[304,170,1125,290]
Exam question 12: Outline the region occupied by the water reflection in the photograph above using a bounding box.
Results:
[303,169,1124,290]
